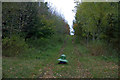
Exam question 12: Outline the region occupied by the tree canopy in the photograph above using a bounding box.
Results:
[2,2,70,56]
[73,2,119,48]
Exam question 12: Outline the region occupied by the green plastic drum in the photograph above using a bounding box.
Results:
[58,54,68,63]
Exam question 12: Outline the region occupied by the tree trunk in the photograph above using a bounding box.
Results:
[92,32,95,43]
[86,33,89,46]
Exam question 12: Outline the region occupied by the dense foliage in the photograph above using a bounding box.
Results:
[2,2,70,56]
[73,2,119,49]
[73,2,120,57]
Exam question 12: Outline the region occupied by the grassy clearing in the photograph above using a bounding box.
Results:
[2,43,63,78]
[2,36,118,78]
[75,40,118,78]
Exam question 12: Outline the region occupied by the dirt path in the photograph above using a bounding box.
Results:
[42,64,54,78]
[38,63,54,78]
[59,38,67,55]
[39,37,92,78]
[37,37,118,78]
[72,38,93,78]
[38,39,67,78]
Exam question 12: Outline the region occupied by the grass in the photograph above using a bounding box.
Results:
[2,42,63,78]
[2,35,119,78]
[79,56,118,78]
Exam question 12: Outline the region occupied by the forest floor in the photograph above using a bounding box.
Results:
[2,36,119,78]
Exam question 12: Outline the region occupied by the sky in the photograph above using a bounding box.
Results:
[41,0,118,34]
[44,0,81,35]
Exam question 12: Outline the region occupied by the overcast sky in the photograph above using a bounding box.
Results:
[44,0,81,35]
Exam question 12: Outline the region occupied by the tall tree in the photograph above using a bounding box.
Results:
[74,2,118,46]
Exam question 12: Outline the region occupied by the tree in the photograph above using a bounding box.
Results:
[74,2,118,46]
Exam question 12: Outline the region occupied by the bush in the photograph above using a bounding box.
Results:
[26,34,65,51]
[27,37,50,50]
[88,40,118,57]
[2,35,28,57]
[88,40,107,56]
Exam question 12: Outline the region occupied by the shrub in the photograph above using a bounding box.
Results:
[88,40,107,56]
[2,35,28,57]
[88,40,118,57]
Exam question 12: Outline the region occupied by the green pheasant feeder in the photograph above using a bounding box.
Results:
[58,54,68,64]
